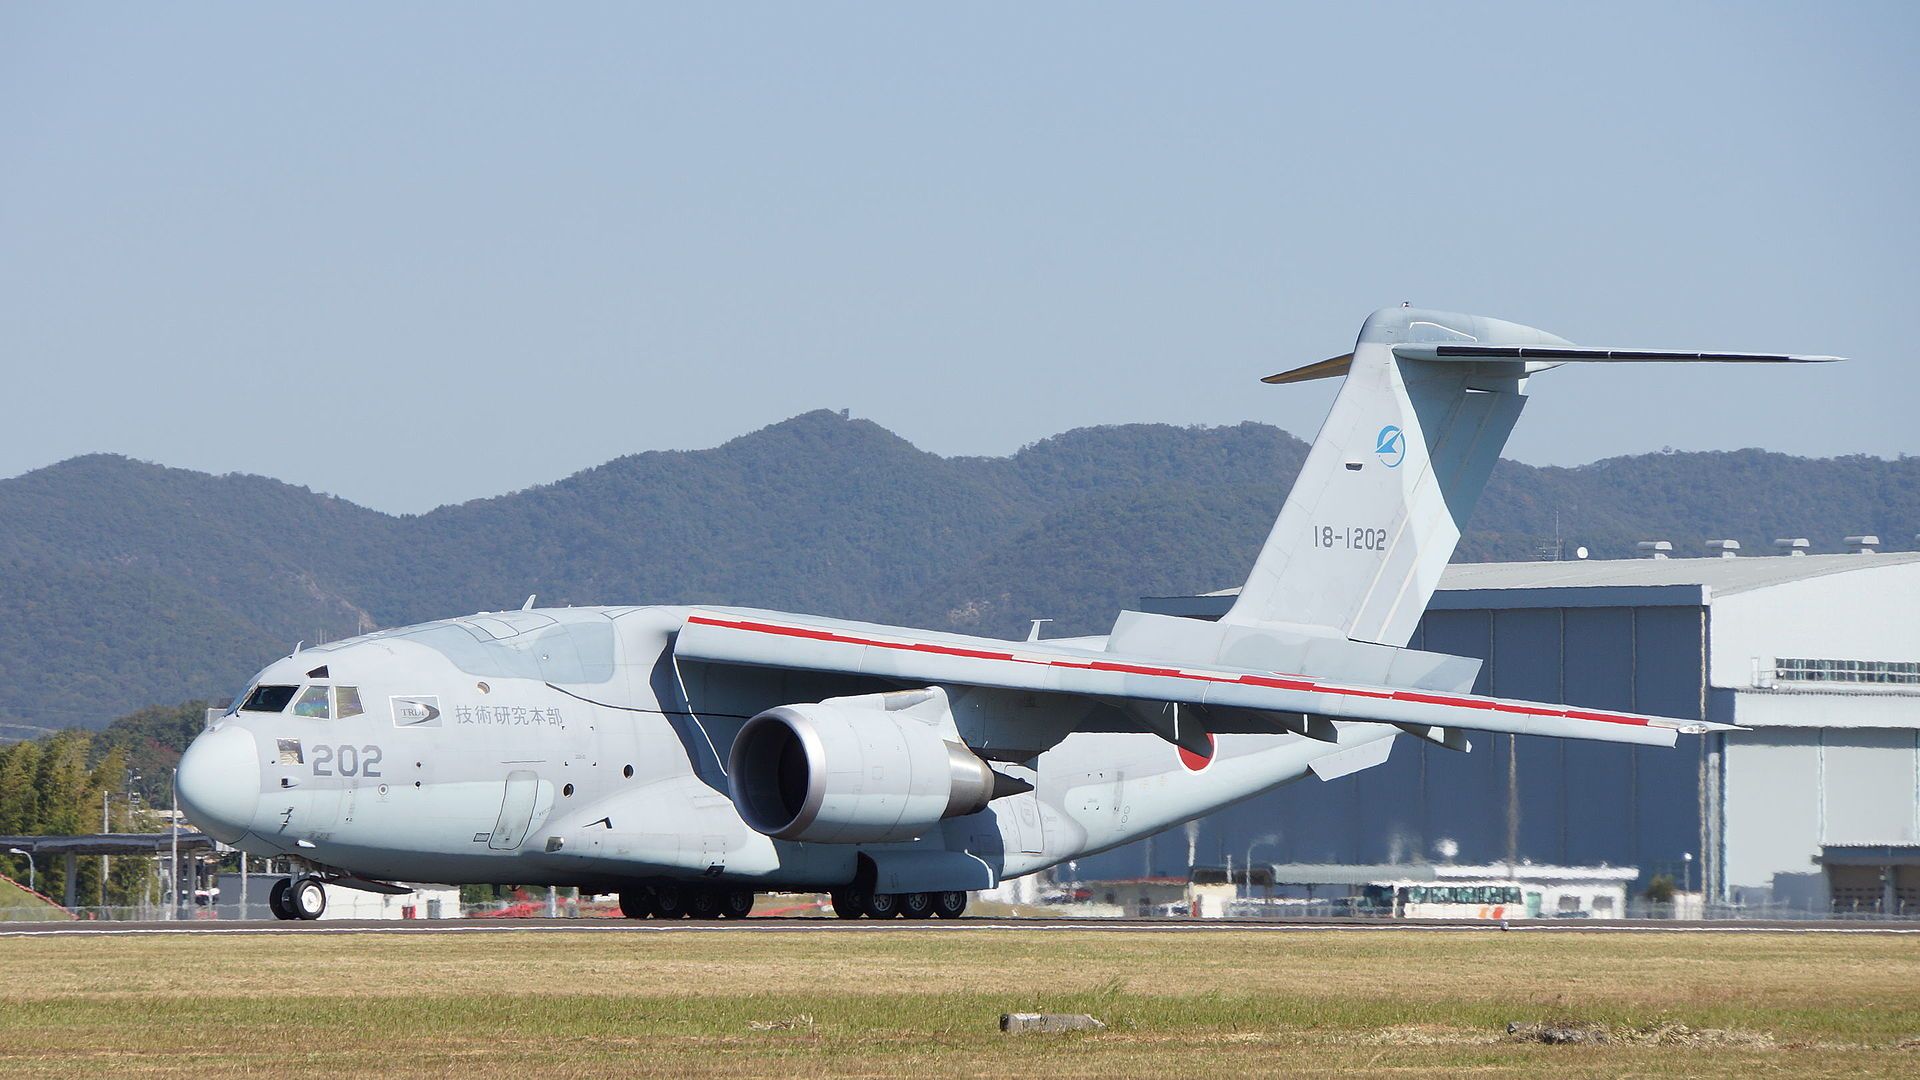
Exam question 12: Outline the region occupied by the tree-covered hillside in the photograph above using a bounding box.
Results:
[1,412,1914,732]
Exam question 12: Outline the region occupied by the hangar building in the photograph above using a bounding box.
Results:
[1106,544,1920,912]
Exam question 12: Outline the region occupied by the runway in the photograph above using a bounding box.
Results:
[8,915,1920,937]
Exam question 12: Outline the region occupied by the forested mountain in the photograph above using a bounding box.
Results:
[2,410,1914,732]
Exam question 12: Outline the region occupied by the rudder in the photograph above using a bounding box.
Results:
[1223,305,1838,646]
[1224,307,1547,646]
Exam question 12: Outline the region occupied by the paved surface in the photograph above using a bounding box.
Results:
[7,916,1920,937]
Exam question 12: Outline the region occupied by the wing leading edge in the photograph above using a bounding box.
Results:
[676,610,1725,748]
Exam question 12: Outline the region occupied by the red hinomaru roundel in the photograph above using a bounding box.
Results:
[1178,732,1216,772]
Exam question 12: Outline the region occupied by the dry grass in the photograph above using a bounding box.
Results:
[1,927,1917,1076]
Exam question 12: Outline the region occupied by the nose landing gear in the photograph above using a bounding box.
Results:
[267,876,327,921]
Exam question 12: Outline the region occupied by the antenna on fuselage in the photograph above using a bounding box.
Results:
[1026,619,1052,642]
[522,595,536,611]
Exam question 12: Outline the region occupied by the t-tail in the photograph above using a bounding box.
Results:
[1224,306,1840,646]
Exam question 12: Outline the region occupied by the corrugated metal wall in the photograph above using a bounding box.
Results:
[1721,728,1920,898]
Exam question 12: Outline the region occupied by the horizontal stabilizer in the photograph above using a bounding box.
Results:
[1262,353,1353,384]
[1394,344,1843,365]
[1230,306,1839,648]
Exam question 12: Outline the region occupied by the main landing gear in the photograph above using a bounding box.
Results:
[618,885,756,920]
[267,876,328,921]
[830,889,967,920]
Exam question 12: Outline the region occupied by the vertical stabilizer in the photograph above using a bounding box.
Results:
[1221,307,1838,647]
[1224,307,1549,646]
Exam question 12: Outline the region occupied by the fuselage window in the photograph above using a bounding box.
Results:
[241,685,299,713]
[293,685,331,719]
[335,686,365,719]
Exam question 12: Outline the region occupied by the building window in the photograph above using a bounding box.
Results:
[1774,658,1920,685]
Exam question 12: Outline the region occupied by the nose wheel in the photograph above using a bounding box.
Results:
[268,876,327,921]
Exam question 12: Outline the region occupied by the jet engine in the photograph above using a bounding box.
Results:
[727,689,1003,844]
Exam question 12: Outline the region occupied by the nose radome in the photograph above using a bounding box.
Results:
[176,725,261,845]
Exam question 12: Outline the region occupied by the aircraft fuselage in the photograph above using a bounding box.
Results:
[184,603,1378,893]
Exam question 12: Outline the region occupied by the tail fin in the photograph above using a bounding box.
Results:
[1223,306,1839,646]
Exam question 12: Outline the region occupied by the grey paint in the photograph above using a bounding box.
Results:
[168,307,1816,898]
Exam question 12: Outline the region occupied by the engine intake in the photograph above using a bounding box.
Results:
[728,689,1001,844]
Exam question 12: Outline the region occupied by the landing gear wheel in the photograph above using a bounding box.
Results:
[268,877,295,920]
[830,890,861,919]
[618,889,657,919]
[899,891,936,919]
[719,889,755,919]
[933,890,968,919]
[689,888,724,920]
[652,886,688,919]
[860,891,901,919]
[290,876,327,921]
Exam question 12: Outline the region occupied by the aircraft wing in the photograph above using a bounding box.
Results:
[676,610,1723,748]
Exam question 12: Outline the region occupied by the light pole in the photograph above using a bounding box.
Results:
[1682,852,1694,894]
[102,789,113,907]
[6,848,32,894]
[169,768,179,921]
[1245,834,1281,895]
[99,776,141,909]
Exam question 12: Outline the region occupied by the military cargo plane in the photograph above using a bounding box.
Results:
[175,307,1837,920]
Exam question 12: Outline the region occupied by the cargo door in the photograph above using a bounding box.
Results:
[488,770,541,850]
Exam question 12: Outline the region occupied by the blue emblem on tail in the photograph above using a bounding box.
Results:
[1376,425,1406,468]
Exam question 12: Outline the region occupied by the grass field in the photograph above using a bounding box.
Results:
[0,876,65,919]
[2,927,1917,1077]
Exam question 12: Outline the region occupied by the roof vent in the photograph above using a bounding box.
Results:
[1636,540,1673,560]
[1844,535,1880,554]
[1704,539,1740,558]
[1773,537,1811,556]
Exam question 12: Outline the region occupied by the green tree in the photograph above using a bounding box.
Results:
[0,741,43,886]
[1644,874,1677,904]
[31,732,92,836]
[0,740,42,833]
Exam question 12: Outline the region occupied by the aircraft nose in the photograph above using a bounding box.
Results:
[175,725,261,845]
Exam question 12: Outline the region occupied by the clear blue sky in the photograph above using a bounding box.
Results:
[3,3,1914,513]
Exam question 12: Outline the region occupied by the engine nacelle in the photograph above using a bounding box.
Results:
[727,689,998,844]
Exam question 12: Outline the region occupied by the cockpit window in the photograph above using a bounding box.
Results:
[241,685,299,713]
[293,685,331,719]
[335,686,364,719]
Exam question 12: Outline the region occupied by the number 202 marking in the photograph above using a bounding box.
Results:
[312,744,383,777]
